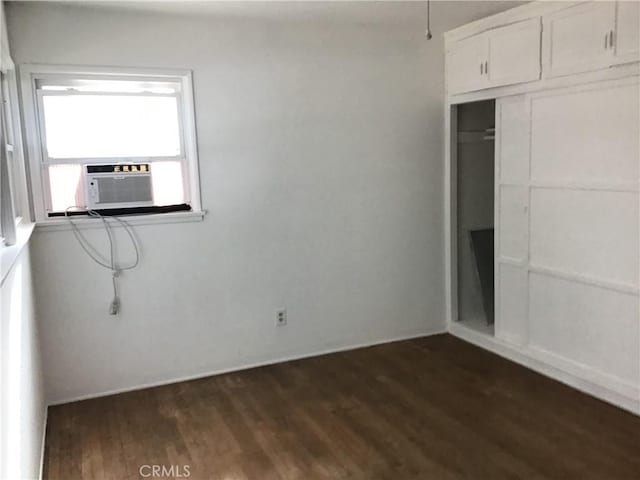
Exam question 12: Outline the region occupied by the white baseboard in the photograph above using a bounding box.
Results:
[48,325,447,406]
[449,322,640,416]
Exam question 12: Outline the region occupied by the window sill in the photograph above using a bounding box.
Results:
[0,221,36,287]
[35,210,205,232]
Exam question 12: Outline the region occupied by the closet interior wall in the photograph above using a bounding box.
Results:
[456,100,495,334]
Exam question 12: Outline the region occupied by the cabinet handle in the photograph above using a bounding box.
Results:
[605,32,608,49]
[609,30,614,49]
[485,61,488,75]
[480,62,484,74]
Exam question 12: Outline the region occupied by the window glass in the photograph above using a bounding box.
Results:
[48,164,84,212]
[41,95,181,159]
[151,161,185,206]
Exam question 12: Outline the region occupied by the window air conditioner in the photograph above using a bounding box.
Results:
[85,164,153,210]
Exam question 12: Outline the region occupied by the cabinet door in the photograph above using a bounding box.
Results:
[495,96,530,346]
[545,1,616,78]
[487,18,541,89]
[527,79,639,385]
[613,0,640,65]
[447,34,488,95]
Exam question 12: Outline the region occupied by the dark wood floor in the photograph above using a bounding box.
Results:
[44,334,640,480]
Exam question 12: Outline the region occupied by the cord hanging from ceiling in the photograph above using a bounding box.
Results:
[425,0,433,40]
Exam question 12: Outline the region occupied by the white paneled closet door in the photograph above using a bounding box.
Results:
[526,78,640,394]
[495,95,530,346]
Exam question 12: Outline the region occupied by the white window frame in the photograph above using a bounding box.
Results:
[0,64,31,246]
[19,64,203,224]
[2,69,30,226]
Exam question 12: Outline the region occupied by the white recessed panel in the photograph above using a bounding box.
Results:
[530,189,639,287]
[530,83,639,185]
[529,273,639,385]
[499,185,528,261]
[498,96,529,184]
[496,263,528,346]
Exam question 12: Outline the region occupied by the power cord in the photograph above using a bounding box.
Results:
[65,207,140,315]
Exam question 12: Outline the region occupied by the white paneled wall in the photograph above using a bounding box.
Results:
[529,274,639,387]
[530,189,638,288]
[495,77,640,402]
[530,83,639,187]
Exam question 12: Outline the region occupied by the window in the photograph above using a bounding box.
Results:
[21,66,202,222]
[2,70,28,223]
[0,67,29,246]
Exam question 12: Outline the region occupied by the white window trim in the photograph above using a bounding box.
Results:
[19,64,204,224]
[4,68,31,227]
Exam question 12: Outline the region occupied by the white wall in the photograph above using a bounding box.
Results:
[7,0,522,404]
[0,3,46,478]
[0,246,45,480]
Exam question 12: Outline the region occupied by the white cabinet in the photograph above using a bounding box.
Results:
[447,18,541,95]
[446,0,640,415]
[487,18,542,88]
[613,0,640,65]
[446,1,640,94]
[545,1,639,78]
[447,35,488,95]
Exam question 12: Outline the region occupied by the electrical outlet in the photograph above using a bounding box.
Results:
[276,309,287,326]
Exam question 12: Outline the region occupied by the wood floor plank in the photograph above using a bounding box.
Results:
[44,334,640,480]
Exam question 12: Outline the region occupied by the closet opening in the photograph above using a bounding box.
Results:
[453,99,495,336]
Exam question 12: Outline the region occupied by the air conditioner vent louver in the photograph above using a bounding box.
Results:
[93,176,152,204]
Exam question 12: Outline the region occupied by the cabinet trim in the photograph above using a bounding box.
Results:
[529,181,639,193]
[447,62,639,105]
[529,264,639,296]
[445,1,582,44]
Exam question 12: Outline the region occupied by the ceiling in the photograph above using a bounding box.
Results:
[13,1,527,27]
